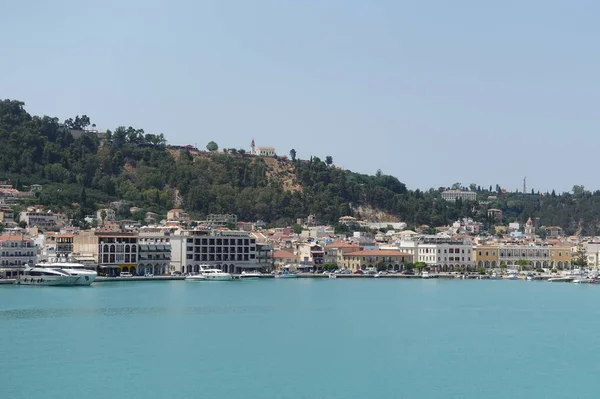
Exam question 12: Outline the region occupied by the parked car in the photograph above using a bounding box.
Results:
[119,272,133,277]
[402,270,415,275]
[353,270,364,274]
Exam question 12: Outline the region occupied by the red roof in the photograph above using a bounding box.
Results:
[273,250,298,259]
[345,250,412,257]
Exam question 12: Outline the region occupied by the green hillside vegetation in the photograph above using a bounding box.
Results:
[0,99,599,235]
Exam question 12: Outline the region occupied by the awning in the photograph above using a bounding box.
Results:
[99,265,121,269]
[139,245,149,251]
[149,245,157,251]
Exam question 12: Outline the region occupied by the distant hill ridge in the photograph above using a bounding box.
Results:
[0,99,598,235]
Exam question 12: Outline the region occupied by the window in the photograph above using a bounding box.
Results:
[450,248,454,254]
[485,251,489,256]
[479,251,482,256]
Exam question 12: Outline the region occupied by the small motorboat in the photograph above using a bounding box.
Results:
[240,271,262,280]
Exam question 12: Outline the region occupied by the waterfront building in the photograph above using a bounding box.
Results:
[498,245,550,269]
[0,232,36,278]
[441,190,477,202]
[549,244,572,269]
[295,242,325,270]
[73,231,138,275]
[342,250,412,271]
[324,242,363,266]
[417,237,475,271]
[137,227,172,276]
[170,229,257,274]
[474,245,500,268]
[585,242,600,268]
[272,249,299,269]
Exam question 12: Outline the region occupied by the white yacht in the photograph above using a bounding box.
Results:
[505,271,519,280]
[186,266,233,281]
[17,267,81,286]
[240,271,262,280]
[38,261,97,286]
[548,276,574,283]
[421,271,430,279]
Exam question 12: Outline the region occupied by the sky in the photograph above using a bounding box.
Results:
[1,0,599,193]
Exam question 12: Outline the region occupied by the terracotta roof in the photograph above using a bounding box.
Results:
[0,234,27,241]
[344,250,413,257]
[273,250,298,259]
[325,241,362,249]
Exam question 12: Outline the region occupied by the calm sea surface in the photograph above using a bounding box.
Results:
[1,278,599,399]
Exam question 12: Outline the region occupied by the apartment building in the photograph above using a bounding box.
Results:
[74,231,138,275]
[324,242,363,266]
[498,245,550,268]
[342,250,412,271]
[417,237,474,271]
[19,208,58,231]
[474,245,500,268]
[0,232,36,277]
[170,230,257,274]
[137,227,172,276]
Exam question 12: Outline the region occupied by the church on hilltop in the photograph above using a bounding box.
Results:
[250,139,276,157]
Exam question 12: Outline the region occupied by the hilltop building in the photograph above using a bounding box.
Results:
[441,190,477,202]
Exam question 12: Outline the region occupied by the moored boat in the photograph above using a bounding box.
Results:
[186,267,233,281]
[38,261,97,286]
[421,271,430,279]
[548,276,574,283]
[240,271,262,280]
[17,267,81,286]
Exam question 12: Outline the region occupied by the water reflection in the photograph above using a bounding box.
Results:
[0,305,276,320]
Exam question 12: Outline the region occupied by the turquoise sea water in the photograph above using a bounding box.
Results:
[1,278,600,399]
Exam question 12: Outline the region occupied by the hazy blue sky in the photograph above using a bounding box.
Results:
[1,1,598,193]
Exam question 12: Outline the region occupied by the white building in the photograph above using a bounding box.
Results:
[416,237,474,270]
[0,232,36,277]
[19,208,58,231]
[256,146,276,156]
[137,227,173,276]
[170,230,257,274]
[441,190,477,202]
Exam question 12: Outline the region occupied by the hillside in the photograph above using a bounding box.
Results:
[1,99,600,235]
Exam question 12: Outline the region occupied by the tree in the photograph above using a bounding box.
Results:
[206,141,218,152]
[469,183,477,192]
[238,149,246,155]
[325,155,333,166]
[100,209,107,225]
[292,223,303,234]
[516,259,529,271]
[452,182,462,190]
[289,149,297,162]
[414,262,427,274]
[573,185,585,197]
[574,242,587,268]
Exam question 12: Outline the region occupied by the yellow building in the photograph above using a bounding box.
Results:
[549,245,572,269]
[272,250,299,270]
[473,245,500,268]
[342,250,412,271]
[324,242,363,266]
